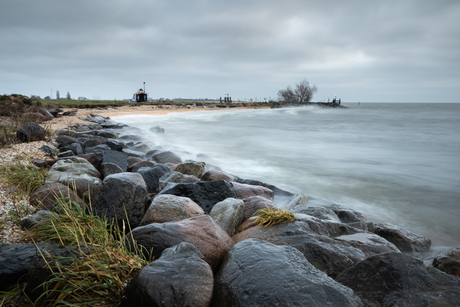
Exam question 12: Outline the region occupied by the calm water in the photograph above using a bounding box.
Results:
[114,103,460,249]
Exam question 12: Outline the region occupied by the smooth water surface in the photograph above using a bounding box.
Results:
[114,103,460,248]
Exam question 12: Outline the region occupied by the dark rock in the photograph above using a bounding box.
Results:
[373,222,431,253]
[233,220,366,278]
[201,169,236,181]
[119,134,142,141]
[149,126,165,134]
[38,108,54,119]
[212,239,363,307]
[150,150,182,164]
[16,122,46,142]
[242,196,277,222]
[158,171,200,191]
[292,205,341,223]
[0,242,57,291]
[20,210,52,230]
[144,147,163,159]
[235,177,295,204]
[286,193,309,210]
[83,138,102,149]
[29,182,86,211]
[57,150,75,158]
[129,160,156,172]
[328,204,366,223]
[122,148,145,158]
[101,122,126,129]
[432,246,460,277]
[174,161,205,178]
[92,172,148,229]
[136,164,170,193]
[100,162,124,178]
[106,140,127,151]
[140,194,204,226]
[96,130,117,138]
[124,242,213,307]
[101,150,129,171]
[336,252,460,307]
[56,135,79,147]
[334,232,400,257]
[85,114,107,124]
[232,182,274,200]
[39,144,57,154]
[127,156,144,169]
[61,142,83,155]
[130,143,151,153]
[210,198,244,236]
[158,180,237,214]
[84,144,111,161]
[127,215,234,270]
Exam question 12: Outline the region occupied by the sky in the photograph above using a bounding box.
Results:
[1,0,459,102]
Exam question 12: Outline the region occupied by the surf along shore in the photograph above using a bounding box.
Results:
[1,103,459,306]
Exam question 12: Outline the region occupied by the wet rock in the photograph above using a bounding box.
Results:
[158,180,237,214]
[286,193,309,210]
[210,198,245,236]
[119,134,142,142]
[39,144,57,154]
[126,156,144,170]
[232,182,274,200]
[149,126,165,134]
[127,215,234,270]
[136,164,170,193]
[100,162,123,178]
[174,161,206,178]
[233,220,366,278]
[84,144,111,161]
[242,196,277,222]
[158,171,200,191]
[373,222,431,253]
[106,139,126,151]
[129,160,156,172]
[92,172,148,229]
[16,122,46,142]
[83,138,102,149]
[432,246,460,277]
[122,148,145,158]
[336,252,460,307]
[292,205,341,223]
[29,182,86,211]
[96,130,117,138]
[46,157,102,202]
[149,150,182,164]
[140,194,204,226]
[334,232,400,257]
[0,242,57,291]
[328,204,366,223]
[130,143,151,153]
[32,158,57,168]
[212,239,363,307]
[61,142,83,155]
[236,216,259,233]
[76,153,100,170]
[101,150,129,171]
[124,242,213,307]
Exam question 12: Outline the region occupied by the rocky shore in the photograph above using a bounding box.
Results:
[1,110,460,306]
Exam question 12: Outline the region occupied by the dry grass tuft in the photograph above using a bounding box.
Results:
[255,205,296,227]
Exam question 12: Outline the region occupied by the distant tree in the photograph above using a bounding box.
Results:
[278,79,318,103]
[67,92,71,100]
[56,90,60,100]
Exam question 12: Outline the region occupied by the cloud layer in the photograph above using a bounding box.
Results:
[1,0,459,102]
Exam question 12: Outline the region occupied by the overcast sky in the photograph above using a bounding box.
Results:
[1,0,459,102]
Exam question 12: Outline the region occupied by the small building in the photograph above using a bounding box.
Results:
[132,88,148,102]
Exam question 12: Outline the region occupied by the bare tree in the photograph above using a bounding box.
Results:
[67,92,71,100]
[56,90,60,100]
[278,79,317,103]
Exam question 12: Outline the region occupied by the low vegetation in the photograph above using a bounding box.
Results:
[255,205,296,227]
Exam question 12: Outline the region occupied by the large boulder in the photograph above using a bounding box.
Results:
[124,243,213,307]
[139,195,204,226]
[292,205,341,223]
[373,222,431,253]
[101,149,129,171]
[212,239,363,307]
[16,122,46,142]
[334,232,400,257]
[129,160,155,172]
[149,150,182,164]
[174,161,205,178]
[92,172,148,229]
[336,252,460,307]
[127,215,234,270]
[56,135,79,147]
[210,198,245,236]
[29,182,86,212]
[136,164,170,193]
[0,242,56,291]
[158,180,237,214]
[46,157,102,202]
[100,162,123,178]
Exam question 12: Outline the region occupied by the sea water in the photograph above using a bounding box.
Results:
[113,103,460,249]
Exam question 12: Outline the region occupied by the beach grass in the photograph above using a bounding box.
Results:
[255,205,296,227]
